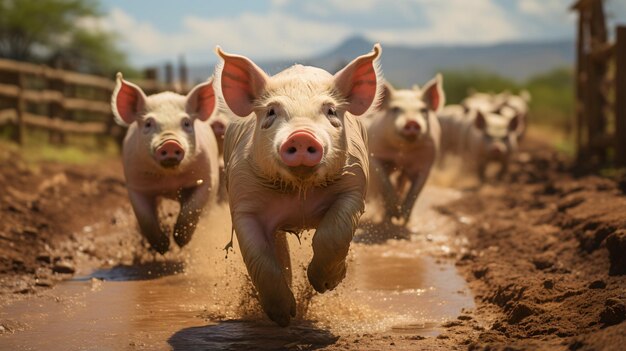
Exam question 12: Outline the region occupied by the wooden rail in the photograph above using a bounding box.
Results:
[572,0,626,167]
[0,58,191,146]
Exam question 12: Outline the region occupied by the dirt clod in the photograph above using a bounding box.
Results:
[599,298,626,326]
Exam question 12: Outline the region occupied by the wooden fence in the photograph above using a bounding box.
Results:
[572,0,626,166]
[0,58,190,146]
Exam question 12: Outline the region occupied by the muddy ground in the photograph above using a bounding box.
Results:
[0,139,625,350]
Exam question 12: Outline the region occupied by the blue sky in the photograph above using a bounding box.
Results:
[94,0,626,67]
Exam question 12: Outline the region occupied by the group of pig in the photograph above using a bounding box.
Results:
[109,44,529,327]
[438,90,530,181]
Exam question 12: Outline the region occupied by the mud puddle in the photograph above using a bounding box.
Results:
[0,186,474,350]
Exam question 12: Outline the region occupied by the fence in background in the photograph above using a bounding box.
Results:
[572,0,626,167]
[0,59,191,146]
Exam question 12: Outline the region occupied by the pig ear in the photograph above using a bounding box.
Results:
[186,78,216,121]
[111,72,147,126]
[508,115,519,132]
[474,111,487,131]
[379,81,394,109]
[334,43,383,116]
[215,46,268,117]
[421,74,445,113]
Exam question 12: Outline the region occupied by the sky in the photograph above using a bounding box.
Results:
[94,0,626,67]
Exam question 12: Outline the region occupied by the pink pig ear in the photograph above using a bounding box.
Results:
[334,43,383,116]
[421,74,445,113]
[379,81,394,109]
[111,72,147,126]
[215,46,268,117]
[508,115,519,132]
[186,78,216,121]
[474,111,487,131]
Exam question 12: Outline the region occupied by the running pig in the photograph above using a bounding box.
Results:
[111,74,219,253]
[215,44,383,326]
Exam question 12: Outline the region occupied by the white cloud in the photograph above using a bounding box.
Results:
[102,7,354,66]
[101,0,593,67]
[365,0,522,46]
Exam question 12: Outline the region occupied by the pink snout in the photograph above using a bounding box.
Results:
[402,121,421,136]
[489,144,506,157]
[279,131,323,168]
[155,140,185,168]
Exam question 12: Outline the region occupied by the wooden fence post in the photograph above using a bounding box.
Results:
[165,62,173,89]
[616,26,626,166]
[575,7,587,159]
[179,55,188,92]
[14,72,25,144]
[48,73,65,144]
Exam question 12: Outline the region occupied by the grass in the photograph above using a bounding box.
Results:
[0,128,120,165]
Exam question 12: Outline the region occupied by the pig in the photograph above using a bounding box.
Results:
[494,90,530,139]
[111,73,219,254]
[467,110,519,180]
[207,108,237,203]
[214,44,383,326]
[367,76,444,225]
[438,106,519,181]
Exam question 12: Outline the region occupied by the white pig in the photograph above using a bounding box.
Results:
[111,73,219,254]
[439,106,519,181]
[495,91,530,139]
[214,44,383,326]
[207,108,237,203]
[367,76,444,225]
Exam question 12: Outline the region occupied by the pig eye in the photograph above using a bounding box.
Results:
[143,118,156,133]
[391,107,402,114]
[182,117,193,132]
[420,108,429,115]
[327,106,337,117]
[262,107,277,129]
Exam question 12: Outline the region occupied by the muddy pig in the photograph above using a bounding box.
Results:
[214,44,383,326]
[468,110,519,180]
[111,73,219,253]
[207,108,237,203]
[367,76,444,226]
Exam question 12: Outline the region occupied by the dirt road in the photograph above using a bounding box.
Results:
[0,140,624,350]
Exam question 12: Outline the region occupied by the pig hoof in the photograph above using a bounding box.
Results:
[173,229,193,248]
[307,260,347,293]
[145,236,170,254]
[261,289,296,327]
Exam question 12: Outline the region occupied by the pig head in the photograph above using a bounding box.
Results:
[111,73,219,253]
[469,110,519,180]
[215,44,383,326]
[367,76,444,225]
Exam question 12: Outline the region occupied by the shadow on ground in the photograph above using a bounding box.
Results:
[168,319,338,351]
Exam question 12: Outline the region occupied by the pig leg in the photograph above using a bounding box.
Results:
[497,159,509,180]
[308,191,363,293]
[399,169,430,225]
[234,215,296,326]
[128,190,170,254]
[275,231,292,285]
[173,182,211,248]
[477,160,487,182]
[370,158,400,222]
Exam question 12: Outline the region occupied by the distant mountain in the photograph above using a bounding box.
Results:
[185,36,574,87]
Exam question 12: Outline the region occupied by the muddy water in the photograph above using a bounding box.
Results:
[0,185,473,350]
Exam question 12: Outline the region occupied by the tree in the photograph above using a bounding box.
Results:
[0,0,134,76]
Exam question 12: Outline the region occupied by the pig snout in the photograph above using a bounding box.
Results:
[279,131,323,168]
[211,120,226,139]
[401,121,421,136]
[155,139,185,168]
[489,143,507,157]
